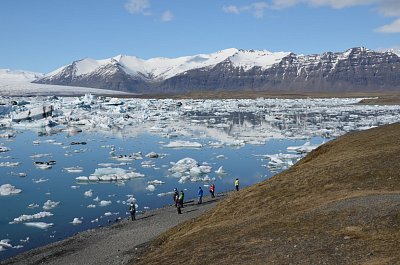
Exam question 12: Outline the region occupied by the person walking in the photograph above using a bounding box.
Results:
[179,190,185,208]
[235,178,239,191]
[197,187,204,204]
[209,183,215,198]
[129,202,136,221]
[173,188,179,207]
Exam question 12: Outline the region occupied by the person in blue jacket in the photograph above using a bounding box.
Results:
[197,186,204,204]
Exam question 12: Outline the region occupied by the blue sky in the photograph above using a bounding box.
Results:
[1,0,400,73]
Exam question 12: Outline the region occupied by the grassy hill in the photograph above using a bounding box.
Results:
[134,123,400,265]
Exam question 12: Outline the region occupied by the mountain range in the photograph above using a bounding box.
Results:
[6,47,400,94]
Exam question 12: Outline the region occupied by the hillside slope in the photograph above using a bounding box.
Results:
[134,123,400,265]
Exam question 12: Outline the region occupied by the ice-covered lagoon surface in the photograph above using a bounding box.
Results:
[0,95,400,259]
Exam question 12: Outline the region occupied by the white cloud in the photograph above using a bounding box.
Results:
[224,0,400,33]
[377,0,400,17]
[376,18,400,33]
[222,5,240,14]
[161,10,174,22]
[223,2,269,19]
[125,0,151,16]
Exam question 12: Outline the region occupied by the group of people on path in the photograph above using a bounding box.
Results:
[129,178,241,219]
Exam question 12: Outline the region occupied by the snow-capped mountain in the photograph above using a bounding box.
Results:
[35,48,400,93]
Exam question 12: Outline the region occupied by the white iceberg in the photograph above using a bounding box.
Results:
[99,200,112,207]
[10,211,53,224]
[64,166,84,173]
[43,200,60,210]
[70,218,82,225]
[163,140,202,148]
[84,190,93,197]
[215,166,226,175]
[0,184,22,196]
[146,184,156,192]
[24,222,54,229]
[147,180,165,185]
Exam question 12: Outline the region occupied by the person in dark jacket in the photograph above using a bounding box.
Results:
[173,188,179,207]
[129,202,136,221]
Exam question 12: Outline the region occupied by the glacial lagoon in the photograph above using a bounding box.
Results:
[0,96,400,259]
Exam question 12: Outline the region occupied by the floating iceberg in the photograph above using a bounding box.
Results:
[10,211,53,224]
[0,184,22,196]
[146,185,156,192]
[43,200,60,210]
[24,222,54,229]
[84,190,93,197]
[147,180,165,185]
[163,140,202,148]
[215,166,226,175]
[70,218,82,225]
[64,166,84,173]
[287,142,321,154]
[99,200,112,207]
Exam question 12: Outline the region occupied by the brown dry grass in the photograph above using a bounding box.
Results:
[133,123,400,265]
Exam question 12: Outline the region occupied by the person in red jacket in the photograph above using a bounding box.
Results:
[209,183,215,198]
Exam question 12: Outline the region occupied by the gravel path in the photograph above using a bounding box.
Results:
[1,195,225,265]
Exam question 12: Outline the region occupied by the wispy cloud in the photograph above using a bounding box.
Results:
[223,0,400,33]
[376,18,400,33]
[161,10,174,22]
[125,0,151,16]
[222,2,269,19]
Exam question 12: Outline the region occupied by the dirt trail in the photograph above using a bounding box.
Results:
[1,195,225,265]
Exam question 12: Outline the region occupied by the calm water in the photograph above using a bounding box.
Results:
[0,126,324,260]
[1,96,400,260]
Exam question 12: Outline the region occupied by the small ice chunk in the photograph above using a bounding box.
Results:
[163,140,202,148]
[215,166,226,175]
[64,166,84,173]
[84,190,93,197]
[147,180,165,185]
[87,204,96,208]
[0,184,22,196]
[104,212,112,216]
[157,191,175,197]
[99,200,112,207]
[33,178,49,183]
[43,200,59,210]
[70,218,82,225]
[28,203,39,209]
[146,185,156,192]
[93,196,100,202]
[75,176,89,181]
[24,222,54,229]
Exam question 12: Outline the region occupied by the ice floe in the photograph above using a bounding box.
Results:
[146,185,156,192]
[70,218,83,225]
[24,222,54,229]
[0,184,22,196]
[163,140,202,148]
[84,189,93,197]
[10,211,53,224]
[99,200,112,207]
[43,200,60,210]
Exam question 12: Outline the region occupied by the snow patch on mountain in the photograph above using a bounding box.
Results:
[229,50,290,70]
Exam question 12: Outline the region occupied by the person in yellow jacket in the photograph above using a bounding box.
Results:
[235,178,239,191]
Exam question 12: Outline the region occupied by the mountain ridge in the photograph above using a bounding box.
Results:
[13,47,400,94]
